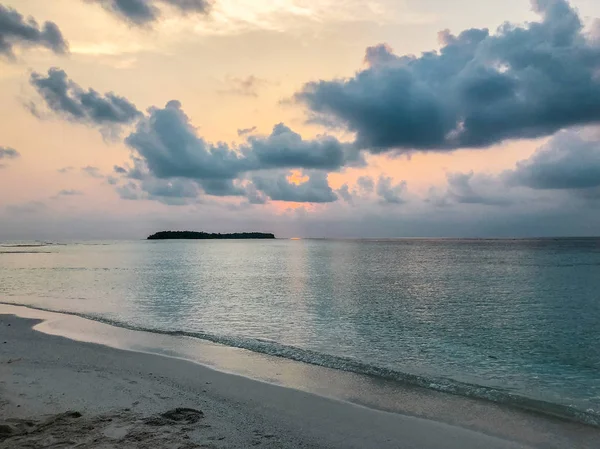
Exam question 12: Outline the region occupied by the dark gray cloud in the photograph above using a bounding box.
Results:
[57,166,74,174]
[251,172,337,203]
[113,154,243,202]
[246,123,357,171]
[30,68,141,132]
[116,177,200,205]
[508,131,600,190]
[376,176,407,204]
[160,0,209,12]
[337,184,353,203]
[0,146,20,159]
[82,166,103,178]
[237,126,257,136]
[87,0,156,24]
[0,5,68,59]
[86,0,210,26]
[124,100,357,187]
[296,0,600,153]
[199,179,245,197]
[141,177,199,202]
[125,100,247,180]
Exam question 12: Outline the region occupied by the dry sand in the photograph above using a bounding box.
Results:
[1,313,598,448]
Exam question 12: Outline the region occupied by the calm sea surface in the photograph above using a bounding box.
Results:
[1,238,599,422]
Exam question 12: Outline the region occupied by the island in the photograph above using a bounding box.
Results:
[147,231,275,240]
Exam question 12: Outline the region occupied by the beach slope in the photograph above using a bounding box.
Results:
[0,314,594,448]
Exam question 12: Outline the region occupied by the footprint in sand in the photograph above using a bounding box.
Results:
[143,408,204,426]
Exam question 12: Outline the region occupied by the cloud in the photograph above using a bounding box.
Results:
[430,171,512,206]
[363,43,396,67]
[115,177,200,205]
[245,183,267,204]
[198,178,245,197]
[357,176,374,193]
[24,69,359,205]
[218,76,269,97]
[0,147,20,159]
[508,130,600,190]
[57,189,83,196]
[296,0,600,153]
[140,176,200,204]
[82,166,103,178]
[376,175,407,204]
[0,147,20,169]
[237,126,257,136]
[85,0,211,26]
[0,5,68,60]
[246,123,359,171]
[252,171,337,203]
[116,181,142,200]
[113,157,243,202]
[29,68,141,135]
[161,0,210,12]
[57,166,74,174]
[337,184,353,203]
[86,0,156,25]
[125,100,247,180]
[124,100,356,186]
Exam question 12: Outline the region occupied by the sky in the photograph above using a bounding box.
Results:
[1,0,600,239]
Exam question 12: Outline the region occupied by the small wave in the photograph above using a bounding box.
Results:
[1,301,598,427]
[0,241,69,248]
[0,244,49,248]
[0,251,53,255]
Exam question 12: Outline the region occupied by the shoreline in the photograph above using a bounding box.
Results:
[1,301,598,429]
[1,305,599,448]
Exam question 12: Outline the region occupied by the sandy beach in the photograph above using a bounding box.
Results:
[1,311,599,449]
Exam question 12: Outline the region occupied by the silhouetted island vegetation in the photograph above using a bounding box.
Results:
[147,231,275,240]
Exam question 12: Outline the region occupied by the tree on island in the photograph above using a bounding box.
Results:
[147,231,275,240]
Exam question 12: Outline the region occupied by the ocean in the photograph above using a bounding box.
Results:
[1,238,599,424]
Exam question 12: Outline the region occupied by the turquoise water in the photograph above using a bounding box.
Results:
[1,238,599,423]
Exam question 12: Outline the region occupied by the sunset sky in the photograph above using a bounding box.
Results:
[2,0,600,239]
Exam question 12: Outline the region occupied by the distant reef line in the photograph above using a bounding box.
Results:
[147,231,275,240]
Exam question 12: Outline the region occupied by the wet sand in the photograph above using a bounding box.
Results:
[1,311,598,448]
